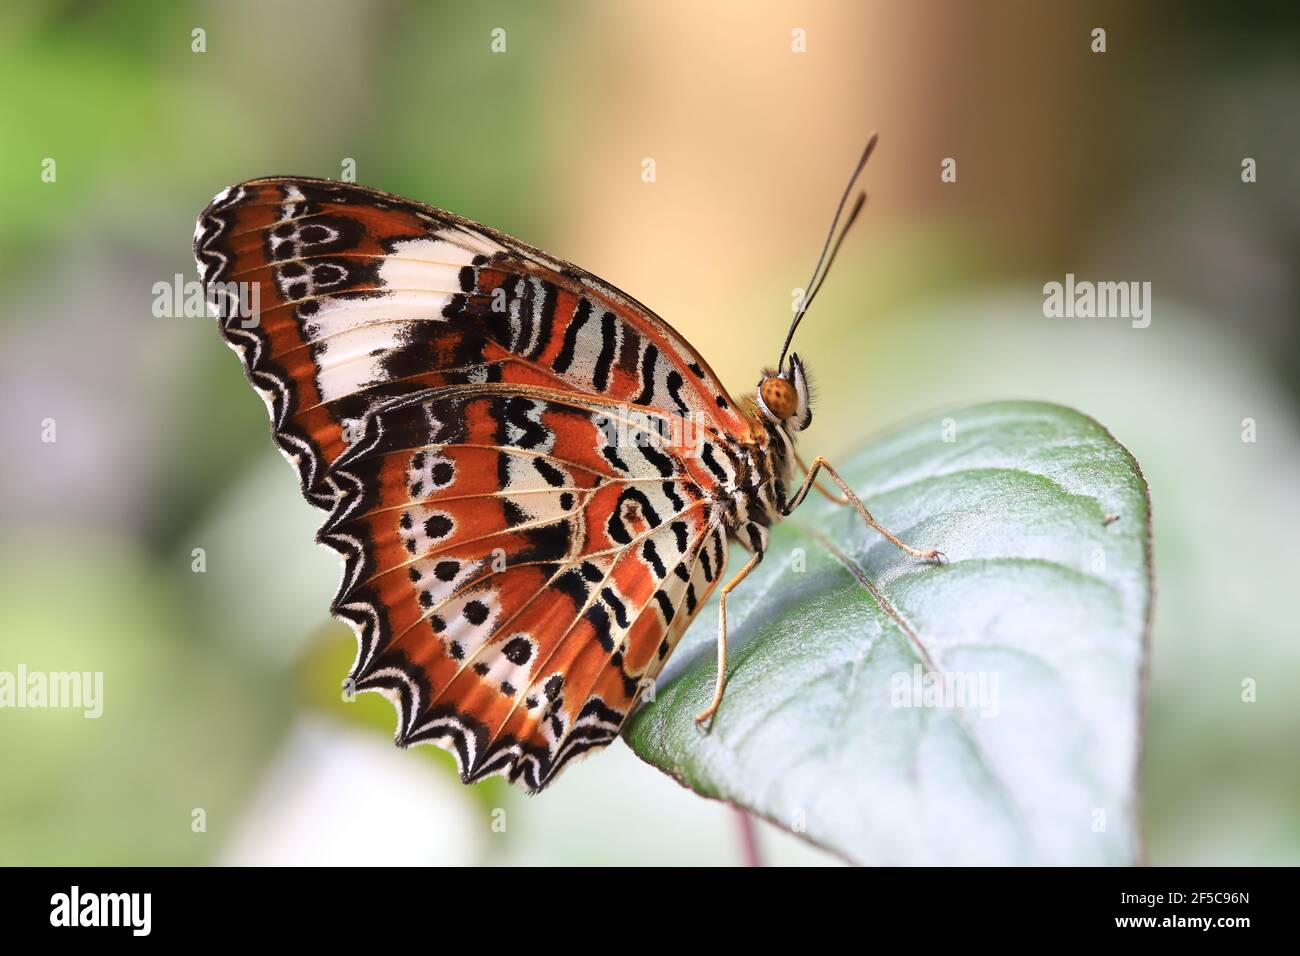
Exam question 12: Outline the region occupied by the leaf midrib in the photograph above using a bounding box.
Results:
[795,521,1043,859]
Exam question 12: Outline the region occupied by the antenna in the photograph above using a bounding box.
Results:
[775,131,878,372]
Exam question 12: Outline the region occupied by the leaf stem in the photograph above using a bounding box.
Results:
[734,808,762,867]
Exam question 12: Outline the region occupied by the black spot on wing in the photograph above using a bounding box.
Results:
[585,603,614,652]
[533,457,566,487]
[671,520,689,554]
[517,521,572,564]
[553,567,589,608]
[633,343,659,406]
[527,281,559,361]
[665,369,689,415]
[701,443,728,483]
[638,441,674,478]
[642,540,666,578]
[601,587,630,629]
[592,309,619,392]
[552,298,591,375]
[503,636,532,665]
[662,481,685,511]
[653,588,675,624]
[601,443,630,473]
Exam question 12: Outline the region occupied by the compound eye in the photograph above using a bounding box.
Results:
[759,376,798,420]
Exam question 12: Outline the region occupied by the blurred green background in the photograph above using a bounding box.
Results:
[1,0,1297,865]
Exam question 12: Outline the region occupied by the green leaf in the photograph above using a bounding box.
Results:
[624,401,1151,865]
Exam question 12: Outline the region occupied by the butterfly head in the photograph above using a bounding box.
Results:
[756,353,813,431]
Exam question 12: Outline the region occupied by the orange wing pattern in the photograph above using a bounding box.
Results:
[195,177,753,789]
[194,177,750,508]
[324,385,730,788]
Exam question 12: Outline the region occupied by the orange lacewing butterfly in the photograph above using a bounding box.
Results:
[193,133,941,792]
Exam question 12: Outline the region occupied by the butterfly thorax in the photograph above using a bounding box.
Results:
[717,409,797,555]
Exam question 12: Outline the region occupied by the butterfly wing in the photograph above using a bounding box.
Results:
[193,177,751,508]
[195,177,747,789]
[323,383,730,789]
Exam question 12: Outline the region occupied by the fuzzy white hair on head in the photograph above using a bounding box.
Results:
[787,353,813,431]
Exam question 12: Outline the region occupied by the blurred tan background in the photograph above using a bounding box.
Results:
[1,0,1297,864]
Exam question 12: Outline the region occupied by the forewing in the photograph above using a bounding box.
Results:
[193,176,750,509]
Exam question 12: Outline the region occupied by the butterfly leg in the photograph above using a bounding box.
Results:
[795,449,850,505]
[787,456,944,562]
[694,551,763,729]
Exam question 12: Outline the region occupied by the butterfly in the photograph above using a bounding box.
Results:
[192,132,941,793]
